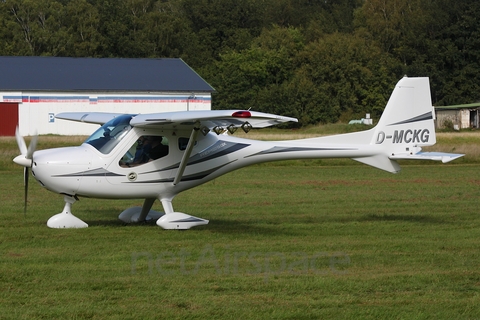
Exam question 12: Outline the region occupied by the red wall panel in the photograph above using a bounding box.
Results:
[0,103,19,136]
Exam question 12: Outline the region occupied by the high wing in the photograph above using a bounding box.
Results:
[55,112,128,125]
[56,110,298,129]
[129,110,298,130]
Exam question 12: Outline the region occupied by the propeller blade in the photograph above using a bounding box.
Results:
[14,128,37,216]
[24,167,29,216]
[26,134,38,160]
[15,127,27,155]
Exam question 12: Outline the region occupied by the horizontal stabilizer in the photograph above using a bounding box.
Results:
[390,152,464,163]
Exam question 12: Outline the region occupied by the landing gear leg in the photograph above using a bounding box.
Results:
[137,198,156,222]
[156,197,209,230]
[118,198,164,223]
[47,195,88,228]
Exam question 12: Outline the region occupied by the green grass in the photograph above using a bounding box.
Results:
[1,132,480,319]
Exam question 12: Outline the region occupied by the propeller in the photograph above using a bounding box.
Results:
[13,127,38,215]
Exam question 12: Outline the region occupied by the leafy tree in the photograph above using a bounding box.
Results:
[0,2,15,55]
[1,0,480,122]
[263,0,360,33]
[355,0,480,105]
[138,1,199,62]
[432,0,480,104]
[181,0,264,65]
[206,26,304,116]
[93,0,133,57]
[64,0,103,56]
[1,0,69,56]
[293,32,400,124]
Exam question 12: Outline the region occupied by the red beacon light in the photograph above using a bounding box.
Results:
[232,111,251,118]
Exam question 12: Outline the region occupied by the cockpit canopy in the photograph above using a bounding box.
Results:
[84,114,135,154]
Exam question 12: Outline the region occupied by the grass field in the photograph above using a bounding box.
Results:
[1,129,480,319]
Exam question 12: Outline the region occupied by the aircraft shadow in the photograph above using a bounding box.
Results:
[203,218,294,235]
[73,210,446,230]
[78,209,285,233]
[358,213,446,224]
[84,217,291,235]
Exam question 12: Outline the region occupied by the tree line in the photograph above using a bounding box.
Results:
[1,0,479,126]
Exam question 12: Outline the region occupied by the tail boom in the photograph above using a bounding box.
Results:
[277,77,462,172]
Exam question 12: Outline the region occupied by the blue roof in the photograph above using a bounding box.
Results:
[0,56,215,92]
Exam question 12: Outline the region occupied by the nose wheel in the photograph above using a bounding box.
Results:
[47,196,88,228]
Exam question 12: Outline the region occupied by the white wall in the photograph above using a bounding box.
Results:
[460,109,470,129]
[435,109,471,129]
[3,92,211,136]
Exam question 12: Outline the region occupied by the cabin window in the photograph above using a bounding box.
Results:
[120,135,169,167]
[178,137,188,150]
[178,137,197,150]
[85,114,133,154]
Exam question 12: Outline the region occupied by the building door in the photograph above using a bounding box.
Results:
[470,110,479,128]
[0,102,19,136]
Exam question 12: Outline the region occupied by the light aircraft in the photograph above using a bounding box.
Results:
[14,77,463,229]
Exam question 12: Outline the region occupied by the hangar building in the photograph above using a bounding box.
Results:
[0,56,215,136]
[435,103,480,130]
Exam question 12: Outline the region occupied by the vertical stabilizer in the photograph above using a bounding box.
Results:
[369,76,463,165]
[372,76,436,148]
[352,77,443,172]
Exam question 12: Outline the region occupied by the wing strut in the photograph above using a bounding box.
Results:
[173,122,200,185]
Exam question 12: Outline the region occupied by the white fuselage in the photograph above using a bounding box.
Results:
[31,126,382,201]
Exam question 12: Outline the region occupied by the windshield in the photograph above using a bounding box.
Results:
[84,114,134,154]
